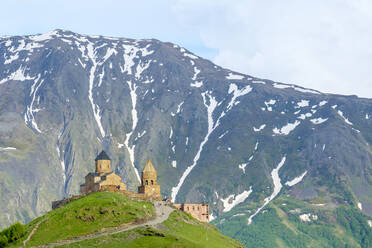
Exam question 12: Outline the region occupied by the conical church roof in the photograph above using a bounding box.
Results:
[143,160,156,172]
[95,150,111,161]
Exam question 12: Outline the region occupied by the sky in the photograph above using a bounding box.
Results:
[1,0,372,98]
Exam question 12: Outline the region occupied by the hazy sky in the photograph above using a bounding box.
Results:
[2,0,372,98]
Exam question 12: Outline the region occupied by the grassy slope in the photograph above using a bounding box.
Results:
[59,211,244,248]
[9,192,242,248]
[215,195,372,248]
[21,192,154,247]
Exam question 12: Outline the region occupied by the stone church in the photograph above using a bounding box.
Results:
[80,151,127,194]
[79,150,161,200]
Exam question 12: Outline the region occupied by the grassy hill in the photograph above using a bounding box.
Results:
[57,211,243,248]
[214,195,372,248]
[4,192,243,247]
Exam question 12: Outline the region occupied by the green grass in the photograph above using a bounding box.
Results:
[59,211,244,248]
[25,192,154,247]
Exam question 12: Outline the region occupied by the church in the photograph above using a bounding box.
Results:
[80,150,162,200]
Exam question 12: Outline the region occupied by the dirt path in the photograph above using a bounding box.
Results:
[31,201,174,247]
[23,218,46,247]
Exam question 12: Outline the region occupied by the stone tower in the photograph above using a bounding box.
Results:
[80,150,126,194]
[138,160,161,199]
[95,150,111,173]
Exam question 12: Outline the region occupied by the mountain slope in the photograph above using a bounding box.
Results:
[1,30,372,246]
[215,195,372,248]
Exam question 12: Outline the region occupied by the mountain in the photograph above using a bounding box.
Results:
[0,30,372,247]
[4,191,243,247]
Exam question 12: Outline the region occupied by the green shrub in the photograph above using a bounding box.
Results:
[0,235,8,248]
[7,222,25,242]
[0,222,26,246]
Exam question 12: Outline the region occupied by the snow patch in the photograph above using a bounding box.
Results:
[358,202,363,210]
[227,83,252,110]
[264,99,276,111]
[252,80,265,84]
[239,163,248,173]
[125,80,141,182]
[253,124,266,132]
[299,213,318,222]
[285,171,307,187]
[273,121,301,135]
[226,72,244,80]
[219,131,229,139]
[298,113,312,120]
[24,74,43,133]
[310,118,328,125]
[0,147,16,151]
[337,110,353,125]
[233,213,245,217]
[191,81,203,88]
[29,30,59,41]
[319,100,328,106]
[169,127,173,139]
[121,44,139,75]
[209,213,215,222]
[172,160,177,168]
[86,43,106,138]
[273,83,320,94]
[221,187,253,212]
[248,157,286,224]
[296,100,309,108]
[0,66,36,85]
[135,60,152,80]
[183,52,198,60]
[4,53,19,64]
[192,67,200,80]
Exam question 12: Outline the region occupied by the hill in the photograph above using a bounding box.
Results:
[4,192,243,247]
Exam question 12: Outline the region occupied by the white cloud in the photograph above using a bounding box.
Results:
[173,0,372,98]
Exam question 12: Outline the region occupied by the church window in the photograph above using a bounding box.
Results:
[151,180,154,185]
[145,180,148,185]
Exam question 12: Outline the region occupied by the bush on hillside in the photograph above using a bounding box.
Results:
[0,235,8,248]
[0,222,26,247]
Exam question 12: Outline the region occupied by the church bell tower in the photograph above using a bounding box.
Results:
[138,160,161,199]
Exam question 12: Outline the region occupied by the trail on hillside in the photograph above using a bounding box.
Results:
[31,202,174,248]
[23,218,47,247]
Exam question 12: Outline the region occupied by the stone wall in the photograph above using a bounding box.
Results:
[95,160,111,173]
[99,185,162,201]
[173,203,210,222]
[52,195,81,210]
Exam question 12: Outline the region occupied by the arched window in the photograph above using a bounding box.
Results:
[187,207,189,210]
[151,180,154,185]
[145,180,148,185]
[192,206,195,210]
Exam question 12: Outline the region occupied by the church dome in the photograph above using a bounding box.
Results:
[95,150,111,161]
